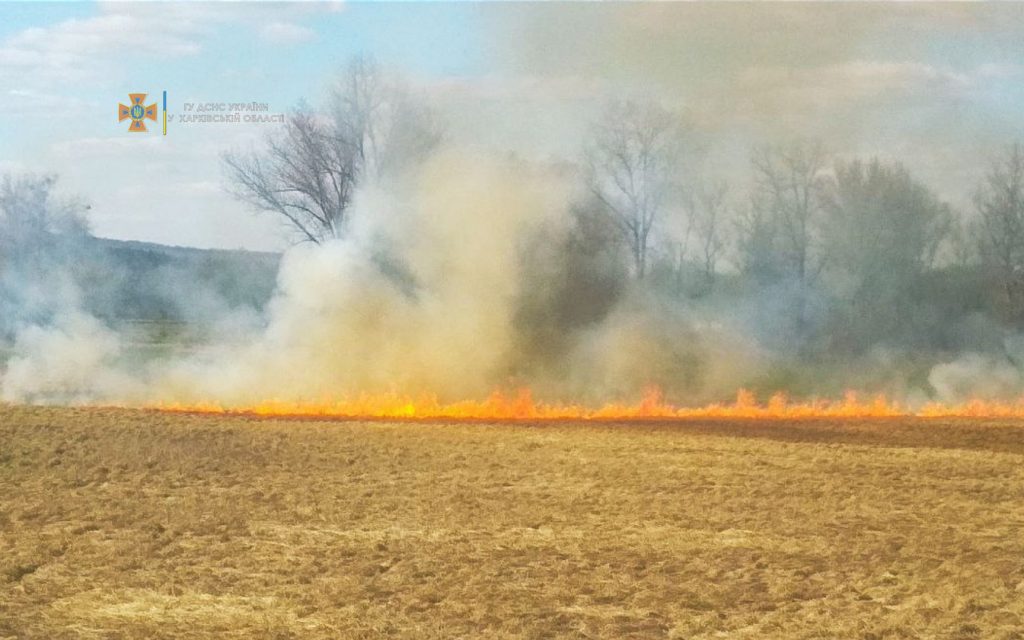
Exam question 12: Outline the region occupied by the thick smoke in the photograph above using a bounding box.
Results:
[927,336,1024,403]
[1,310,133,404]
[4,143,1024,409]
[152,149,577,405]
[141,148,774,407]
[0,149,787,408]
[8,3,1024,408]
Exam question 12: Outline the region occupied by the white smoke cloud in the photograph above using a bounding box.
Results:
[0,310,134,404]
[133,147,580,407]
[5,142,1009,411]
[926,335,1024,403]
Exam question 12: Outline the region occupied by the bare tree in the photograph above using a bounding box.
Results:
[0,174,91,335]
[1,174,89,271]
[330,56,442,182]
[747,141,829,285]
[823,158,950,296]
[0,174,88,242]
[975,142,1024,325]
[734,195,783,284]
[585,100,686,279]
[946,216,977,269]
[687,180,729,289]
[223,106,355,243]
[820,158,951,349]
[661,204,694,297]
[223,55,442,244]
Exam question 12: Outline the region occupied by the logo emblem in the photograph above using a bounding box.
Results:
[118,93,157,132]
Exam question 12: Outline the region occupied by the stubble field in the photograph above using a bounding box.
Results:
[1,405,1023,639]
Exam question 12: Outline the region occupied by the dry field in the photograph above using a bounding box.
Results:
[1,406,1023,639]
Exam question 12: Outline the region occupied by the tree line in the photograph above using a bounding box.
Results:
[221,59,1024,338]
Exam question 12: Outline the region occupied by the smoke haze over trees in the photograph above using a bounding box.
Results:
[7,45,1024,407]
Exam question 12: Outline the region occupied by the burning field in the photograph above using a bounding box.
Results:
[9,3,1024,638]
[2,405,1023,639]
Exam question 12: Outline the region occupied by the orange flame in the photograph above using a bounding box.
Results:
[145,387,1024,421]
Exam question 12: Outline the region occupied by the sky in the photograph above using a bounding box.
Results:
[3,2,1024,251]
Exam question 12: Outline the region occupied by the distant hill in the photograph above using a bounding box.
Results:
[93,237,281,263]
[81,236,282,324]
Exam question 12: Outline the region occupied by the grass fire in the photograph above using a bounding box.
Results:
[153,387,1024,421]
[3,2,1024,638]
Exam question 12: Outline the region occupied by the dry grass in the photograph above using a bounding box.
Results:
[1,406,1023,639]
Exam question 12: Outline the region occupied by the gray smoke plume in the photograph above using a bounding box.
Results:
[7,4,1024,409]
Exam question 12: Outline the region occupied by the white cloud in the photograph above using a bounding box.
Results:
[0,159,26,175]
[40,132,288,251]
[259,22,316,46]
[0,4,331,86]
[49,136,167,159]
[0,12,204,84]
[0,88,99,117]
